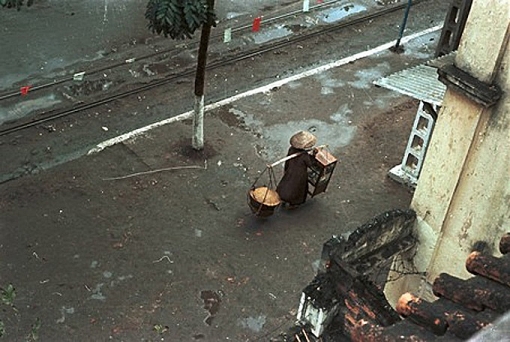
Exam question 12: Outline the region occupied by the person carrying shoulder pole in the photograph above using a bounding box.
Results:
[276,131,317,209]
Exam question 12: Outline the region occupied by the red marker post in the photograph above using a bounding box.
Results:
[252,17,261,32]
[20,86,31,96]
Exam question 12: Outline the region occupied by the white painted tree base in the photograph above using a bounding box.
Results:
[192,95,204,150]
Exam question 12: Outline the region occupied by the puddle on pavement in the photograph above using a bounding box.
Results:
[56,306,75,324]
[1,49,106,93]
[314,72,346,94]
[224,102,356,162]
[287,81,302,89]
[226,12,248,19]
[200,290,221,326]
[252,25,293,44]
[348,62,391,89]
[0,94,61,125]
[261,116,356,162]
[216,106,263,137]
[216,59,412,162]
[230,107,263,130]
[238,315,266,332]
[90,283,106,300]
[375,31,439,60]
[364,92,401,109]
[317,4,366,24]
[398,32,438,59]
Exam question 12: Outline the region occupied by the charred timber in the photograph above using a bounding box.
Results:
[353,235,416,276]
[342,209,416,264]
[396,293,492,339]
[445,310,492,339]
[433,273,510,313]
[466,251,510,287]
[435,298,493,339]
[330,257,401,327]
[473,307,500,324]
[351,319,439,342]
[343,288,398,336]
[438,64,502,107]
[396,293,448,335]
[324,258,401,338]
[500,232,510,254]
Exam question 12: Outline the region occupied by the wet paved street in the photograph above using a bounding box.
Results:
[0,0,444,182]
[0,0,380,92]
[0,0,450,340]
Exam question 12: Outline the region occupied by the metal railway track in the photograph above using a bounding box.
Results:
[0,0,426,137]
[0,0,344,102]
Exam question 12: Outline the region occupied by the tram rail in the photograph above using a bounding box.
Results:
[0,0,427,137]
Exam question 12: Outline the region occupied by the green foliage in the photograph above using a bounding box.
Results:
[0,0,34,10]
[0,285,39,340]
[1,284,15,306]
[145,0,215,40]
[153,324,169,334]
[26,318,41,341]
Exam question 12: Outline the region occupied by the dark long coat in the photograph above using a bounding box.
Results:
[276,146,314,205]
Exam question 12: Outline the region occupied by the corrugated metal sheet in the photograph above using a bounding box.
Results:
[373,64,447,106]
[426,51,456,68]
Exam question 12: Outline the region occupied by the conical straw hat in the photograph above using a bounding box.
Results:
[290,131,317,149]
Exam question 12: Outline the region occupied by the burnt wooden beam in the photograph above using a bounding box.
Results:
[395,293,490,339]
[351,319,440,342]
[341,209,416,265]
[330,257,401,325]
[433,273,510,313]
[343,287,399,336]
[466,251,510,287]
[350,281,401,327]
[435,298,493,339]
[433,273,484,311]
[473,307,501,323]
[445,309,492,339]
[500,232,510,254]
[396,293,448,335]
[328,256,358,295]
[325,257,401,338]
[438,64,502,107]
[353,235,416,276]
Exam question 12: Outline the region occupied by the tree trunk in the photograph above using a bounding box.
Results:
[192,0,215,150]
[192,94,204,149]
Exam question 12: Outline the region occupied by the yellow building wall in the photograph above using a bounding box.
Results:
[385,0,510,304]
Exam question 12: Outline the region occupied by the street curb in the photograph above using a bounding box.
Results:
[86,25,442,155]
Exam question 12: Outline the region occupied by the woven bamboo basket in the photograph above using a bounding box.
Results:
[248,186,281,217]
